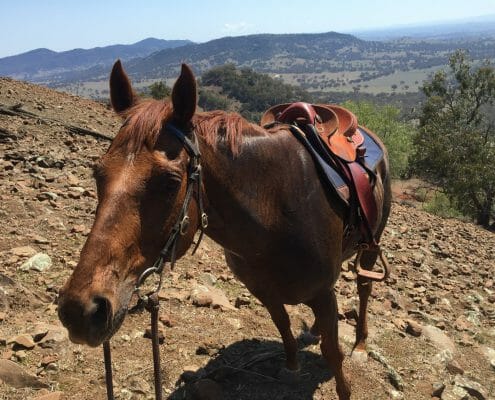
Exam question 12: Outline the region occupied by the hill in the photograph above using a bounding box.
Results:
[49,31,495,97]
[0,38,192,82]
[354,14,495,40]
[3,31,495,98]
[0,78,493,399]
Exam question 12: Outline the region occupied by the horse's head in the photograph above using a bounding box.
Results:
[58,61,199,346]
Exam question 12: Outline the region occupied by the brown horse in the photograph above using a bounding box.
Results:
[58,61,391,399]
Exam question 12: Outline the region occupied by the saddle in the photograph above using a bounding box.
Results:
[261,102,389,281]
[260,102,364,162]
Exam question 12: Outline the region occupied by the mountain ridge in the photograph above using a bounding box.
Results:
[0,38,192,80]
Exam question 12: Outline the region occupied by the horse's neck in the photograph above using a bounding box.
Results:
[198,132,284,251]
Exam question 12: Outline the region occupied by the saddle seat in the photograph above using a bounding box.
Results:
[260,102,364,162]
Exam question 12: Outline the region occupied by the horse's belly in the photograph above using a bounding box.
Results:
[224,248,340,305]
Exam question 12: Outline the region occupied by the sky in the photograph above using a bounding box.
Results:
[1,0,495,58]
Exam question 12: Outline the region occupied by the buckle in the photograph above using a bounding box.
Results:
[179,215,190,236]
[200,212,209,229]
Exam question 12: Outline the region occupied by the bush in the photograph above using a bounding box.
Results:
[342,101,414,179]
[411,51,495,228]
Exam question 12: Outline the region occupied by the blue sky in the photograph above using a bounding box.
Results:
[1,0,495,58]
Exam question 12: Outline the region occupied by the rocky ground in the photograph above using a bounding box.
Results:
[0,77,494,400]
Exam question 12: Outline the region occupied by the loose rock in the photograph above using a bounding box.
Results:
[19,253,52,272]
[0,359,48,388]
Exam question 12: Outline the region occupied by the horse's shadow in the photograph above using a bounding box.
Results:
[168,336,334,400]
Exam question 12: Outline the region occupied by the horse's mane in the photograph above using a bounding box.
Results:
[110,99,266,155]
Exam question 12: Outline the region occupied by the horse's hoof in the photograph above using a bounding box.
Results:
[350,348,368,364]
[278,367,301,384]
[300,331,321,345]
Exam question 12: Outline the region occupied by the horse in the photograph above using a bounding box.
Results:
[58,60,391,399]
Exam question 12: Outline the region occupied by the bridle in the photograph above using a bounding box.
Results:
[102,122,208,400]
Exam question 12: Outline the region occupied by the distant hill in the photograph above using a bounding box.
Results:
[0,38,192,81]
[353,14,495,40]
[3,28,495,97]
[71,32,376,82]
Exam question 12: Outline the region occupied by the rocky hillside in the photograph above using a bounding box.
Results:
[0,78,494,400]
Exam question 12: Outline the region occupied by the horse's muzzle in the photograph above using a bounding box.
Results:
[58,293,114,347]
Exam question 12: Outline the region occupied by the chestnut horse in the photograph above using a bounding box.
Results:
[58,61,391,399]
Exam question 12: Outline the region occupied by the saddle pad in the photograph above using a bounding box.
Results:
[289,126,384,205]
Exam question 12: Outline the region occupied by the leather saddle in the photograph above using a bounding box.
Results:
[260,102,364,162]
[260,102,389,282]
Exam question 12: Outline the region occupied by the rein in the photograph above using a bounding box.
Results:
[102,123,208,400]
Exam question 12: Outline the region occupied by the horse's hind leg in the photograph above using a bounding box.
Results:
[307,289,351,400]
[264,302,299,373]
[354,249,379,352]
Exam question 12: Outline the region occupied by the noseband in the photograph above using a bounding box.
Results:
[103,122,208,400]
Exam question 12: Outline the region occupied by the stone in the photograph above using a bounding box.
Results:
[32,391,64,400]
[191,291,213,307]
[196,341,223,356]
[387,389,404,399]
[210,289,236,311]
[37,192,58,201]
[441,384,469,400]
[33,235,49,245]
[405,319,422,337]
[7,333,35,350]
[234,294,251,308]
[226,317,242,330]
[144,326,165,344]
[127,376,151,394]
[454,375,487,400]
[0,311,6,322]
[10,246,37,257]
[422,325,456,354]
[431,382,445,397]
[14,350,28,361]
[446,359,464,375]
[159,313,175,327]
[35,325,68,348]
[190,284,235,311]
[41,354,59,367]
[19,253,52,272]
[0,359,48,388]
[200,272,217,286]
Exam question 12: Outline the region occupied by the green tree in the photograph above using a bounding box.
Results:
[411,51,495,228]
[201,64,313,121]
[342,100,414,179]
[149,81,171,99]
[198,88,232,111]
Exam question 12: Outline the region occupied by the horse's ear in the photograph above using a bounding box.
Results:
[171,64,197,124]
[110,60,136,113]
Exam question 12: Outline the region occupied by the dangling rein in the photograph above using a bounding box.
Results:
[102,123,208,400]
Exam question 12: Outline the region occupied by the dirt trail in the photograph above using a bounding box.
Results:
[0,77,494,400]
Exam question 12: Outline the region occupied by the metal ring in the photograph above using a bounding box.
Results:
[179,215,190,236]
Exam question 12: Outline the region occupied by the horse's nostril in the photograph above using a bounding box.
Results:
[90,296,112,329]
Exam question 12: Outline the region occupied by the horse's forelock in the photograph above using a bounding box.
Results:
[110,99,173,154]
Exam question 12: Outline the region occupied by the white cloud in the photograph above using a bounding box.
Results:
[222,21,252,35]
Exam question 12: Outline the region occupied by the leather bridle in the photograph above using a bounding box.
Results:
[102,122,208,400]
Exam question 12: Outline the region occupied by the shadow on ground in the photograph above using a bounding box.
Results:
[168,337,336,400]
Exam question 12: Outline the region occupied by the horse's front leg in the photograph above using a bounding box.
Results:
[264,301,300,380]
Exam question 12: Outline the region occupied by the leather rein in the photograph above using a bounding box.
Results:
[102,123,208,400]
